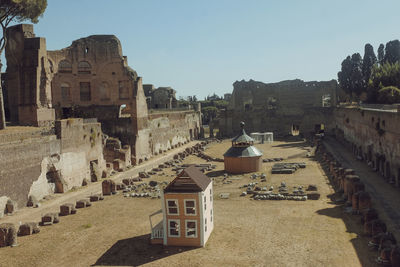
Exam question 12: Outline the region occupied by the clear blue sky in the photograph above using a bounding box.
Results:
[7,0,400,98]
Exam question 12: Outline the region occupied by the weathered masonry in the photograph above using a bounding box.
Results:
[3,24,202,163]
[334,105,400,186]
[0,24,201,214]
[217,79,338,137]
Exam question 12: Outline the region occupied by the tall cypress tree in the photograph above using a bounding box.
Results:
[384,40,400,64]
[378,44,385,65]
[362,44,377,85]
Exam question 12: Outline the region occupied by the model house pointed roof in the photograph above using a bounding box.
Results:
[164,165,212,193]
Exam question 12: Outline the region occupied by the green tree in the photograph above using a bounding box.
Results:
[0,0,47,129]
[362,43,377,83]
[338,56,352,96]
[338,53,365,100]
[378,44,385,65]
[350,53,364,97]
[384,40,400,64]
[377,86,400,104]
[367,62,400,103]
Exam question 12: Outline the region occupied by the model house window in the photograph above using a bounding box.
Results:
[80,82,91,101]
[61,83,71,101]
[204,196,206,210]
[78,61,91,74]
[210,189,212,202]
[211,209,213,222]
[168,219,180,237]
[184,200,196,215]
[167,200,178,215]
[185,220,197,238]
[205,218,207,232]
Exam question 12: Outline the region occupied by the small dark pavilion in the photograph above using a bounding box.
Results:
[223,122,263,173]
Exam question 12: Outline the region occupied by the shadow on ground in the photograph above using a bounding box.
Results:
[93,234,198,266]
[316,155,378,266]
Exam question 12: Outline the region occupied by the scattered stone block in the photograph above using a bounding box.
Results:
[391,247,400,267]
[358,192,372,211]
[90,194,103,202]
[219,193,230,199]
[60,203,76,216]
[102,179,116,195]
[82,178,89,186]
[149,181,158,187]
[6,199,16,214]
[27,195,39,207]
[18,222,40,236]
[41,213,59,226]
[0,223,17,247]
[306,184,318,191]
[306,192,320,200]
[76,198,91,209]
[139,172,149,178]
[116,183,126,190]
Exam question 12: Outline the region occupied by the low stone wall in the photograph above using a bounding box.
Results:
[0,119,107,214]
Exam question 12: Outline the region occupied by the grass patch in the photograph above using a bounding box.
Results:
[81,223,92,229]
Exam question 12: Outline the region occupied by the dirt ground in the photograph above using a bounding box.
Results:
[0,139,379,267]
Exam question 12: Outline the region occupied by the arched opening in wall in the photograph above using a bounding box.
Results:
[358,146,363,160]
[119,104,130,118]
[244,103,251,111]
[385,161,391,181]
[314,124,325,134]
[375,155,381,172]
[62,107,73,119]
[322,94,331,107]
[78,61,91,74]
[90,160,99,182]
[397,168,400,187]
[48,59,54,73]
[46,167,63,193]
[58,60,72,73]
[99,81,110,100]
[80,82,91,101]
[61,83,71,102]
[367,146,373,163]
[291,124,300,136]
[189,129,193,140]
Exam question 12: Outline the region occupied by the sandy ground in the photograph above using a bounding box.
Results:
[0,139,379,267]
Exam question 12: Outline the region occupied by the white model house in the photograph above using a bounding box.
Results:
[149,165,214,247]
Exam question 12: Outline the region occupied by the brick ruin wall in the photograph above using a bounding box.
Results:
[218,79,338,137]
[334,107,400,186]
[147,110,201,155]
[0,119,106,215]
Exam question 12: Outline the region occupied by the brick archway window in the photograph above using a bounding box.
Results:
[78,61,91,74]
[58,60,72,73]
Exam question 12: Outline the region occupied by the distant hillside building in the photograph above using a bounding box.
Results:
[217,79,338,137]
